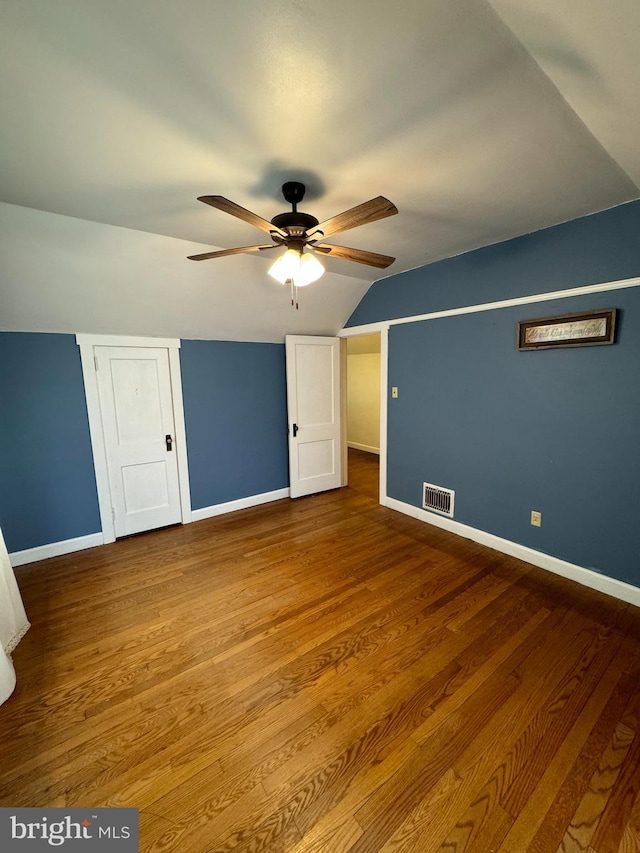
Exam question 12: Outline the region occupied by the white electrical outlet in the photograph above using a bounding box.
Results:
[391,386,399,398]
[531,510,542,527]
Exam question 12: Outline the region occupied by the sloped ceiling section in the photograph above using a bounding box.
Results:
[0,1,638,341]
[0,203,371,342]
[487,0,640,188]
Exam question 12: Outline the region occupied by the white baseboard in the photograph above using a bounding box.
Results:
[383,496,640,608]
[348,442,380,455]
[10,532,104,568]
[9,489,291,565]
[191,488,290,522]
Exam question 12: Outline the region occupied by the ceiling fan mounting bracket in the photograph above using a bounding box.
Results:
[281,181,306,208]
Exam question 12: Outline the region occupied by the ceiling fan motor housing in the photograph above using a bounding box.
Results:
[270,211,320,236]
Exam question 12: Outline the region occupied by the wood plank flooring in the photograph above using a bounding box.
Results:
[2,448,640,852]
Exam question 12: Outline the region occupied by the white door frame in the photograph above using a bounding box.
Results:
[76,334,192,544]
[339,326,389,504]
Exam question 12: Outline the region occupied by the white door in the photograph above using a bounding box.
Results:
[286,335,342,499]
[95,346,182,537]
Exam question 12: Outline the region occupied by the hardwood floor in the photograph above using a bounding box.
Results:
[2,449,640,852]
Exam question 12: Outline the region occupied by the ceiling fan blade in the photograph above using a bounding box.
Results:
[313,243,395,269]
[187,244,277,261]
[198,196,287,238]
[308,196,398,240]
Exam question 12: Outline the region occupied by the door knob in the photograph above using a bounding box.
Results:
[166,434,173,451]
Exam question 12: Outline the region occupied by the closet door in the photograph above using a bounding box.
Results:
[94,346,182,537]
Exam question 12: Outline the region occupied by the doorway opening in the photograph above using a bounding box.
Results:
[345,333,381,502]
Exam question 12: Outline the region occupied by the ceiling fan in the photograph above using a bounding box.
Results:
[188,182,398,307]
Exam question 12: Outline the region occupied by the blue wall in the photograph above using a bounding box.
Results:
[350,201,640,586]
[0,333,101,552]
[0,333,290,553]
[180,340,289,510]
[347,200,640,326]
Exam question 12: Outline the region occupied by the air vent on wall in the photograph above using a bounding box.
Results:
[423,482,455,517]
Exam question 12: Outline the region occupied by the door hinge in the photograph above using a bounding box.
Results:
[94,354,99,370]
[111,507,116,523]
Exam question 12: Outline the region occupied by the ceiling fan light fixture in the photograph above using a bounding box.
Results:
[297,251,324,287]
[268,248,300,284]
[268,248,324,287]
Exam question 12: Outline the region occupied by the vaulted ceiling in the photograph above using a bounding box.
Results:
[0,1,638,341]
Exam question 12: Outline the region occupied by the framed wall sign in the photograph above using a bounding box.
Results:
[517,308,617,351]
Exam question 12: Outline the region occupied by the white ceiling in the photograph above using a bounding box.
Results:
[0,0,638,341]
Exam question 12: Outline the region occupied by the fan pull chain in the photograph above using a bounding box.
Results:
[288,279,299,309]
